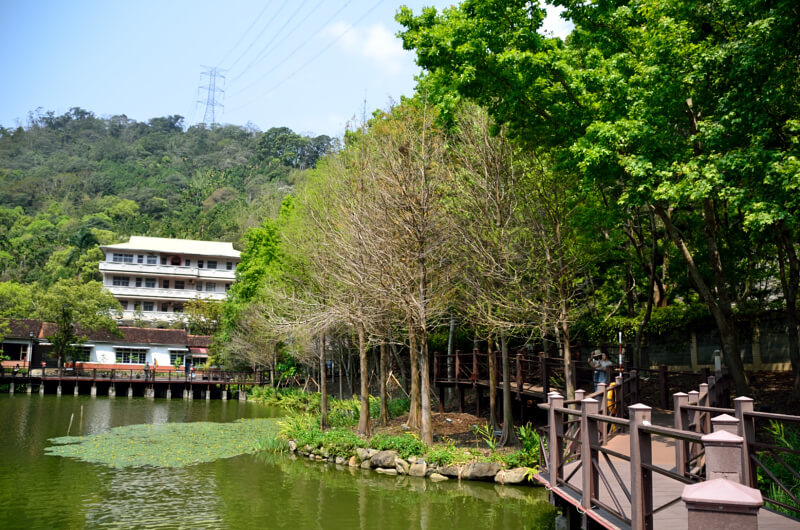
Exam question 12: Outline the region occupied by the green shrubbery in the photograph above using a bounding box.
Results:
[760,421,800,516]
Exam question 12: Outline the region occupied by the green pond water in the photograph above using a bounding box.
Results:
[0,395,549,529]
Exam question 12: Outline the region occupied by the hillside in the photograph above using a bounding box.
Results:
[0,108,334,285]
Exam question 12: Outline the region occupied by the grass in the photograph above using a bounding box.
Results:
[46,418,279,468]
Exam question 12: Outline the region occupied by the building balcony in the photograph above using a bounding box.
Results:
[116,310,186,322]
[105,286,227,301]
[99,261,236,280]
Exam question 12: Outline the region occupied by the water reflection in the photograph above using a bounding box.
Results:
[0,396,548,529]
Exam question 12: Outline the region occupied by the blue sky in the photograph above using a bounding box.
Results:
[0,1,572,137]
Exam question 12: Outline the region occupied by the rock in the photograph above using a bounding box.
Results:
[396,458,409,475]
[360,459,372,469]
[335,456,345,465]
[494,467,529,485]
[304,444,314,453]
[357,448,371,461]
[462,462,500,481]
[328,456,336,463]
[429,473,448,482]
[371,450,398,468]
[409,461,427,477]
[348,456,359,467]
[376,467,398,475]
[322,448,330,458]
[366,449,378,458]
[288,440,297,452]
[438,465,461,478]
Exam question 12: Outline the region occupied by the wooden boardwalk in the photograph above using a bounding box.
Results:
[535,428,800,529]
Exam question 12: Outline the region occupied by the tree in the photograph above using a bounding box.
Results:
[398,0,800,396]
[36,279,121,367]
[184,298,223,335]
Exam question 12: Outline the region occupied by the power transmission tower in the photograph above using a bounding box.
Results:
[198,66,225,125]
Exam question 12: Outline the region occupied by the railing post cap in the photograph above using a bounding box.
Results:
[581,397,599,404]
[673,391,689,397]
[701,430,743,445]
[734,396,754,403]
[682,478,762,508]
[688,390,700,396]
[629,403,651,411]
[711,413,738,424]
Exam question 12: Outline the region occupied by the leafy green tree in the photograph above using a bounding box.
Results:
[36,279,121,368]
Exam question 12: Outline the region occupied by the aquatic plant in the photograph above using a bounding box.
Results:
[46,418,279,468]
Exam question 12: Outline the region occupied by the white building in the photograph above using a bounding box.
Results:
[99,236,240,323]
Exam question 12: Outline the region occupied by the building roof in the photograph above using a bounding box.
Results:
[3,319,42,339]
[39,323,189,345]
[188,335,212,347]
[101,236,240,259]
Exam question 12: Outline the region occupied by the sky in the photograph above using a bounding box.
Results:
[0,1,573,138]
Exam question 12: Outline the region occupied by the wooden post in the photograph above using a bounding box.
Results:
[615,375,624,418]
[674,392,689,477]
[629,403,653,530]
[541,354,551,395]
[597,382,608,444]
[455,351,461,383]
[472,348,478,380]
[516,352,523,401]
[734,397,756,487]
[703,429,745,483]
[682,479,762,530]
[475,386,481,418]
[548,393,565,485]
[580,398,600,511]
[630,370,639,404]
[457,386,464,413]
[659,364,669,410]
[438,384,445,413]
[699,383,710,433]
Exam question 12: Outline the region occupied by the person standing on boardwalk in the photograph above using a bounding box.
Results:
[589,350,613,391]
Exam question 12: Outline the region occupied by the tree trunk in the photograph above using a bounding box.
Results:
[561,319,575,400]
[498,329,519,447]
[655,204,749,395]
[419,326,433,446]
[777,224,800,395]
[633,207,659,369]
[379,340,389,425]
[487,336,498,429]
[446,315,456,403]
[356,323,371,437]
[407,326,421,430]
[319,331,329,430]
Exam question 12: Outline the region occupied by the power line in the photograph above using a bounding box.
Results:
[198,66,225,124]
[215,0,274,68]
[229,0,386,113]
[228,0,312,84]
[224,0,291,73]
[230,0,351,97]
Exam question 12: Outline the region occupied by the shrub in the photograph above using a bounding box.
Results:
[320,428,366,458]
[369,433,426,460]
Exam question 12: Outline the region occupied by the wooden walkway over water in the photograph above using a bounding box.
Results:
[533,375,800,529]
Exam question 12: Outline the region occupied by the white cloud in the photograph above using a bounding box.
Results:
[322,21,412,75]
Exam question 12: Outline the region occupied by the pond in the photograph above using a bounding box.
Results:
[0,395,550,528]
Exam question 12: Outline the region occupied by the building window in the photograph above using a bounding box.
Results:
[147,255,157,265]
[135,277,142,287]
[171,256,181,265]
[207,260,217,269]
[133,301,141,310]
[137,255,144,264]
[145,278,156,288]
[161,303,168,312]
[169,353,185,366]
[206,283,216,292]
[225,283,231,291]
[162,280,169,289]
[226,261,233,270]
[143,302,154,312]
[160,256,167,265]
[175,281,185,290]
[184,259,190,266]
[73,346,92,363]
[174,304,184,313]
[115,347,147,364]
[196,283,203,291]
[120,300,128,310]
[113,253,133,263]
[198,260,204,268]
[113,276,129,286]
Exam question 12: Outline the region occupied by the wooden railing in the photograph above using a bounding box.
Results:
[36,367,265,384]
[539,373,800,528]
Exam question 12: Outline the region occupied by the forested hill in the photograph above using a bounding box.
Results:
[0,108,335,285]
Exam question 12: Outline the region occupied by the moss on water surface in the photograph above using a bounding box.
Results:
[45,418,279,468]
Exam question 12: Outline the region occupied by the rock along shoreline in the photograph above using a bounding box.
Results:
[288,441,535,486]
